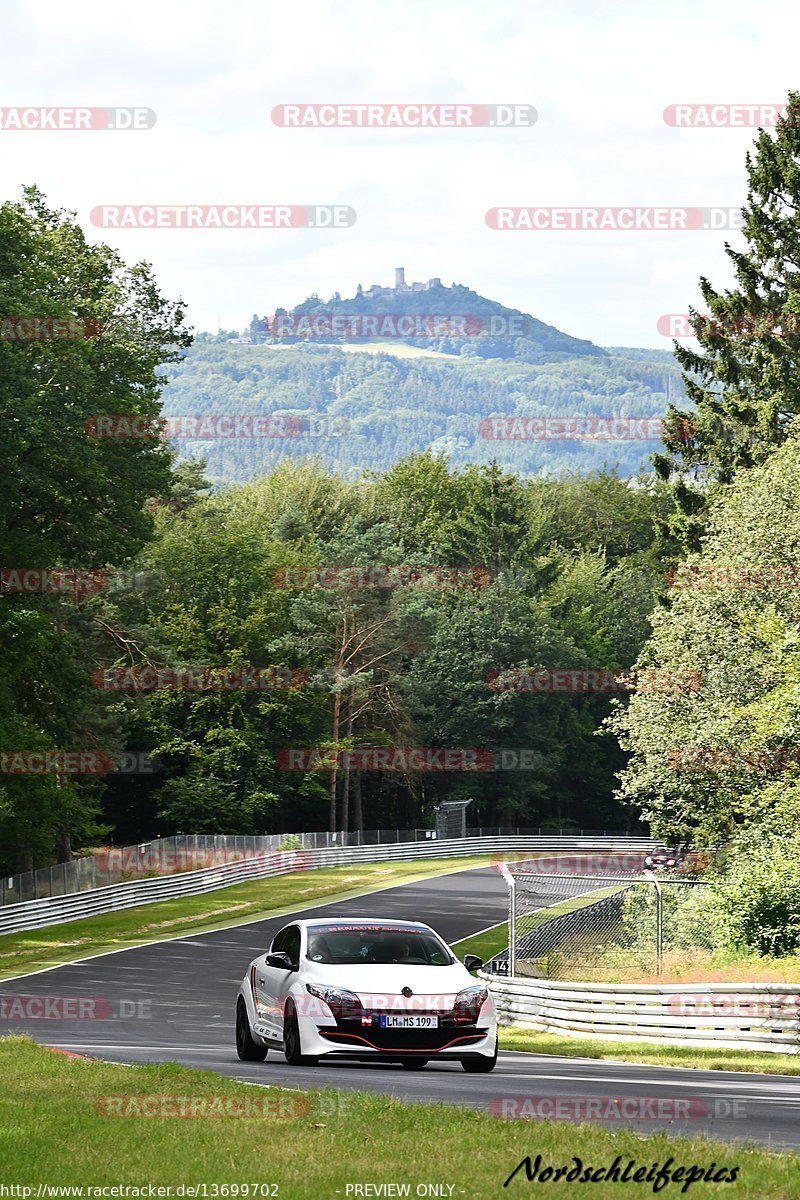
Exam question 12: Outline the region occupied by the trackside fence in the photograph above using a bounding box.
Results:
[501,869,713,979]
[0,834,655,936]
[0,827,644,907]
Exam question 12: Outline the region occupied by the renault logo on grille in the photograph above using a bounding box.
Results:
[401,986,413,997]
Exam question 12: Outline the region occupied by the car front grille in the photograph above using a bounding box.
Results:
[319,1024,484,1052]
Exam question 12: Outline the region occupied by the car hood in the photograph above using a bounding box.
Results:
[303,960,476,1002]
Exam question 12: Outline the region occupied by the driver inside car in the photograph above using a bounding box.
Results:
[307,935,332,963]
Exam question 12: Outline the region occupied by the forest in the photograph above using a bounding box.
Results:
[159,337,685,482]
[5,87,800,952]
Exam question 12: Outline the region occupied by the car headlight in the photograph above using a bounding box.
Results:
[305,982,363,1020]
[453,984,489,1023]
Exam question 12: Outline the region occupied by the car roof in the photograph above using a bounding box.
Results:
[301,917,431,929]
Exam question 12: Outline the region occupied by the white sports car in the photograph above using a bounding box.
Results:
[236,916,498,1071]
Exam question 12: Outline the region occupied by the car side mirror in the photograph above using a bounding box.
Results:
[464,954,483,972]
[266,951,294,971]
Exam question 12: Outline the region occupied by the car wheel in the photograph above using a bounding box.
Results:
[400,1059,429,1069]
[283,1000,318,1066]
[236,997,267,1062]
[461,1039,498,1073]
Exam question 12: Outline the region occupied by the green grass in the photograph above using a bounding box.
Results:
[580,949,800,986]
[0,1038,796,1196]
[0,855,491,980]
[453,921,508,963]
[500,1027,800,1077]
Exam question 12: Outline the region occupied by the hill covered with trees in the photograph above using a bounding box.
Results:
[159,336,685,483]
[250,277,606,362]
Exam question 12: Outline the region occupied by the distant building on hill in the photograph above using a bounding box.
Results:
[358,268,443,299]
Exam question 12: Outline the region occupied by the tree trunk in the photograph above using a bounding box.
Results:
[328,689,341,833]
[16,853,33,874]
[341,688,355,836]
[55,830,72,863]
[352,769,363,832]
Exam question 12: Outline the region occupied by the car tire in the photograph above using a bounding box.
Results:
[461,1038,498,1073]
[283,1000,318,1066]
[236,997,267,1062]
[400,1059,429,1069]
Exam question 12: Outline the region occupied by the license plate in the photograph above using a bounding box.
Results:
[380,1014,438,1029]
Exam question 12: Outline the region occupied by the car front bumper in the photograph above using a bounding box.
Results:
[298,1012,497,1059]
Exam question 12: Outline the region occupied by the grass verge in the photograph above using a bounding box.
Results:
[500,1027,800,1077]
[573,950,800,986]
[453,921,508,963]
[0,1037,796,1197]
[0,855,490,980]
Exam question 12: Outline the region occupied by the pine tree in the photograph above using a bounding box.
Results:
[654,91,800,548]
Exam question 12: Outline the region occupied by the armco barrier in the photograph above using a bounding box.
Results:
[482,973,800,1053]
[0,835,655,936]
[0,826,641,905]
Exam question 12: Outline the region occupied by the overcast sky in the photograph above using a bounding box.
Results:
[2,0,799,347]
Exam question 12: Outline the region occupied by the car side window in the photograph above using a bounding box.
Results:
[284,926,301,968]
[271,927,289,955]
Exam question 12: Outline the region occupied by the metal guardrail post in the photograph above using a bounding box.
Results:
[509,871,516,977]
[495,861,517,977]
[644,868,663,975]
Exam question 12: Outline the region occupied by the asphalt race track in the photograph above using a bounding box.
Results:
[2,866,800,1152]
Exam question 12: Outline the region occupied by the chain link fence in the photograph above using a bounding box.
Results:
[0,826,639,907]
[502,870,714,979]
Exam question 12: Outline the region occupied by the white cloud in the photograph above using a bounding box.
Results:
[1,0,798,344]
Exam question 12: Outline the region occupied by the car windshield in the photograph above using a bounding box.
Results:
[305,924,453,966]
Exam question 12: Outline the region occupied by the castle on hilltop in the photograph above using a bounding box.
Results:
[357,268,443,300]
